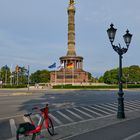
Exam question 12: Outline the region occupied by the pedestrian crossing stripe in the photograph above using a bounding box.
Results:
[23,116,30,122]
[101,104,117,111]
[66,109,84,120]
[94,104,116,113]
[57,111,74,122]
[89,106,111,115]
[81,106,103,117]
[73,107,93,118]
[9,119,17,137]
[49,114,63,125]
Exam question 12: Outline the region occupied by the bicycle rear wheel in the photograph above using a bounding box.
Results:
[17,131,36,140]
[17,122,36,140]
[47,117,54,136]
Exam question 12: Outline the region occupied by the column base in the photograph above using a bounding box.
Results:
[117,96,125,119]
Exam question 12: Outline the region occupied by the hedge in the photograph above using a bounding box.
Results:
[53,84,140,89]
[0,85,27,88]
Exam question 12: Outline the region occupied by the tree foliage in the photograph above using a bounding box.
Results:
[99,65,140,84]
[0,65,28,85]
[0,65,11,84]
[0,65,50,85]
[30,70,50,83]
[12,66,28,85]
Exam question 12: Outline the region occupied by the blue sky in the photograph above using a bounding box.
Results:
[0,0,140,77]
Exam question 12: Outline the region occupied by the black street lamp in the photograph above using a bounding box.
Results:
[4,65,9,85]
[107,24,132,119]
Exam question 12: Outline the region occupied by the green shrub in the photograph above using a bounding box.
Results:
[0,84,27,88]
[53,84,118,89]
[53,84,140,89]
[127,84,140,88]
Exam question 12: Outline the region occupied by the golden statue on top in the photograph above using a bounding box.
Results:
[69,0,75,5]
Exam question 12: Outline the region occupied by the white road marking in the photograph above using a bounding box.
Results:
[9,119,17,137]
[57,111,74,122]
[106,103,131,111]
[114,102,133,110]
[94,104,116,113]
[125,102,140,110]
[106,103,117,107]
[123,131,140,140]
[129,100,140,104]
[90,106,111,115]
[23,116,30,122]
[73,108,93,118]
[81,107,103,117]
[125,100,140,108]
[49,114,63,125]
[124,104,137,110]
[106,103,121,109]
[102,104,117,110]
[131,100,140,104]
[0,114,23,120]
[66,109,84,120]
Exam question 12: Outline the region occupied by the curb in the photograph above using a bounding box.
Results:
[0,92,33,97]
[11,92,33,96]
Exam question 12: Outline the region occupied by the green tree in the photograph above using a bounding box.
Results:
[100,65,140,84]
[0,65,11,85]
[30,70,50,83]
[12,66,28,85]
[18,66,28,84]
[103,71,112,84]
[128,65,140,83]
[98,76,104,83]
[87,72,99,83]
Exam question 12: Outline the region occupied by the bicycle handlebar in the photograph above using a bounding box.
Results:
[32,104,49,111]
[24,104,49,118]
[32,107,39,110]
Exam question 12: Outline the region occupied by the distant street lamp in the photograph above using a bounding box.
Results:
[27,65,30,92]
[123,74,129,89]
[107,24,132,119]
[4,65,9,85]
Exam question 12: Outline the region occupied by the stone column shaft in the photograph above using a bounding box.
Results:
[67,0,76,56]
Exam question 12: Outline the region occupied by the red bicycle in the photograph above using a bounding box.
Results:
[16,104,54,140]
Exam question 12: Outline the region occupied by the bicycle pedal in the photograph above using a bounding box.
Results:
[36,135,45,139]
[40,135,45,138]
[35,132,40,136]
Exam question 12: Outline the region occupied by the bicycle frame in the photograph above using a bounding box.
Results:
[25,105,50,135]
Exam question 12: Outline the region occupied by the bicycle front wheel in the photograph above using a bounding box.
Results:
[47,117,54,136]
[16,132,36,140]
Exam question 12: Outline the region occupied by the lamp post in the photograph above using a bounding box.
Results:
[4,65,8,85]
[27,65,30,92]
[107,24,132,119]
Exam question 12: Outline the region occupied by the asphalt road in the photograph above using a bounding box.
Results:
[0,89,140,119]
[0,89,140,140]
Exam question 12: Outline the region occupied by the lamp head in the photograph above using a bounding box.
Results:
[107,23,117,44]
[123,29,132,48]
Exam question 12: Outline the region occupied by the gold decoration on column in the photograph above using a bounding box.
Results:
[69,0,75,5]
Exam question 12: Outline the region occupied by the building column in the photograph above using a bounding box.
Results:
[75,60,77,69]
[79,61,81,69]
